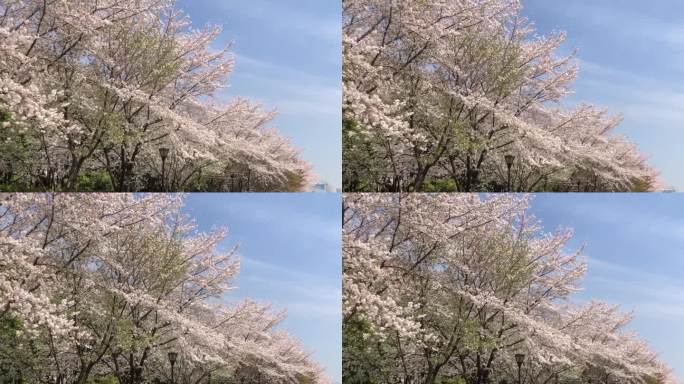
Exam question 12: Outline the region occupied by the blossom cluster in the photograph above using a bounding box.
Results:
[342,193,674,383]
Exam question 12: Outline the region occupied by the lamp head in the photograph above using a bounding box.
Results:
[505,154,515,167]
[168,351,178,364]
[158,147,170,161]
[515,353,525,366]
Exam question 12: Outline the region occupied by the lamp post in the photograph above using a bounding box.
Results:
[124,161,134,191]
[515,353,525,384]
[230,173,237,192]
[159,147,169,191]
[112,349,120,371]
[505,154,515,192]
[133,366,142,384]
[48,166,56,188]
[482,367,491,384]
[168,351,178,384]
[245,167,251,192]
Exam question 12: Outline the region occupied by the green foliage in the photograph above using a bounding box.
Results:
[643,373,668,384]
[422,178,458,192]
[629,177,654,192]
[0,181,36,192]
[295,373,315,384]
[453,34,528,98]
[91,375,120,384]
[343,318,396,384]
[485,230,537,297]
[0,315,45,382]
[0,107,51,193]
[446,120,478,154]
[437,377,466,384]
[76,171,114,191]
[283,170,309,192]
[343,119,388,191]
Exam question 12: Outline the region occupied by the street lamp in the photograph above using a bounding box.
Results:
[124,161,134,191]
[505,154,515,192]
[133,366,142,384]
[112,349,120,363]
[482,367,491,384]
[159,147,170,191]
[515,353,525,384]
[168,351,178,384]
[230,173,239,192]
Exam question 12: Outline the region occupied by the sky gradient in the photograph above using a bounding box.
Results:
[176,0,341,189]
[528,193,683,381]
[522,1,684,191]
[183,193,342,383]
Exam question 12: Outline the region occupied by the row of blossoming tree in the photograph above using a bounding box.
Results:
[0,0,313,192]
[342,0,659,192]
[0,193,328,384]
[342,194,674,384]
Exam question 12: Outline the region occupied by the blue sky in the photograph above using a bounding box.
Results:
[521,1,684,191]
[182,193,342,383]
[528,194,684,381]
[176,1,341,189]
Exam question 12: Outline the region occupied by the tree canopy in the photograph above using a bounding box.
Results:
[0,193,328,384]
[0,0,313,192]
[343,0,659,192]
[343,193,674,384]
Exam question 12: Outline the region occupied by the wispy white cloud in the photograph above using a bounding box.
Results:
[239,255,339,288]
[575,61,684,126]
[541,197,684,243]
[233,71,340,118]
[586,257,684,320]
[209,196,341,245]
[216,0,340,44]
[233,55,329,82]
[230,256,341,318]
[557,2,684,49]
[219,53,341,120]
[239,275,341,318]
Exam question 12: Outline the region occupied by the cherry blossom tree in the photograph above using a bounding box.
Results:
[342,0,659,192]
[0,193,328,384]
[342,193,673,384]
[0,0,313,192]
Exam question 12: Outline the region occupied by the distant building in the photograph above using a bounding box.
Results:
[312,182,331,192]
